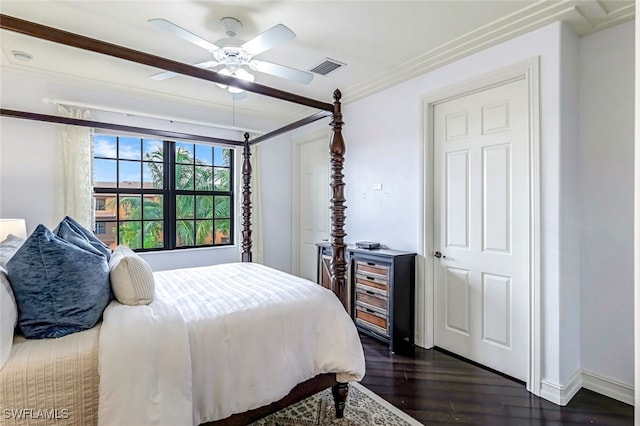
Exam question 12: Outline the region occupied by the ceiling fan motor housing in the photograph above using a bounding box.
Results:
[220,17,242,37]
[213,47,251,72]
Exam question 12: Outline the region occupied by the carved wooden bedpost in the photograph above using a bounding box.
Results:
[241,132,252,262]
[329,90,348,311]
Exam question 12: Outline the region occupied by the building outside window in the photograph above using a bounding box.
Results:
[92,134,233,251]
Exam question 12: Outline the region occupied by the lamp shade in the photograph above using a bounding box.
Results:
[0,219,27,241]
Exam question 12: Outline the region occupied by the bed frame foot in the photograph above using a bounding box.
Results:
[331,382,349,418]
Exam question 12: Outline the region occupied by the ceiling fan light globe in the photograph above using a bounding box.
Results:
[216,68,231,89]
[234,68,255,82]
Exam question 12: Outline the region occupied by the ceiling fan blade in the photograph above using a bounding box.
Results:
[150,60,220,80]
[148,18,219,52]
[250,60,314,84]
[241,24,295,56]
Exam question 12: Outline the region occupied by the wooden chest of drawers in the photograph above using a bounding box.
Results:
[316,243,416,355]
[354,260,390,337]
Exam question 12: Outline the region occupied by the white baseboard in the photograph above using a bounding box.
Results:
[539,369,582,406]
[581,369,634,406]
[538,369,633,406]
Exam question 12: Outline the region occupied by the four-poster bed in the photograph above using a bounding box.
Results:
[0,14,357,426]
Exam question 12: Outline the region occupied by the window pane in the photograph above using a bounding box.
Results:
[176,220,194,247]
[214,167,230,191]
[143,162,163,189]
[143,139,163,161]
[176,165,194,190]
[119,160,141,188]
[176,195,194,219]
[196,195,213,219]
[143,195,163,220]
[94,135,117,158]
[195,166,213,190]
[214,147,231,167]
[143,220,164,249]
[119,137,141,160]
[95,159,117,187]
[214,219,230,244]
[214,196,230,219]
[195,144,212,165]
[176,143,194,164]
[195,220,213,245]
[119,196,142,220]
[119,221,142,249]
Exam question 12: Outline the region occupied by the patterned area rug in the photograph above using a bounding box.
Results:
[249,382,423,426]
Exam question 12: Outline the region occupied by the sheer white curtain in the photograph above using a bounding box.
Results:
[249,144,263,263]
[56,105,94,229]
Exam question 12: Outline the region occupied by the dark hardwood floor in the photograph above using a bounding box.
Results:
[358,333,633,425]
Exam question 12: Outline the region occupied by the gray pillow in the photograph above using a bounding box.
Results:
[6,225,110,339]
[55,216,111,260]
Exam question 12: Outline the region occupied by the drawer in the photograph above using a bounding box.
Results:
[355,261,389,279]
[355,275,388,293]
[355,288,388,311]
[355,308,389,336]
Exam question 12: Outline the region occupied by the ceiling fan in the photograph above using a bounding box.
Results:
[148,17,314,92]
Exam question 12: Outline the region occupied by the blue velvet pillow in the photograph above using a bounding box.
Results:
[54,216,111,260]
[6,224,111,339]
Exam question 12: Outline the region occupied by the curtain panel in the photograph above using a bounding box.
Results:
[56,105,94,230]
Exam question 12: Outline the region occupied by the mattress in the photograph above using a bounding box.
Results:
[0,325,100,426]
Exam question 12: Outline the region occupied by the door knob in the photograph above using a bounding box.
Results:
[434,251,446,259]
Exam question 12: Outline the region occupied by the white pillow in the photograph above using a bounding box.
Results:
[109,246,155,306]
[0,234,25,270]
[1,266,18,369]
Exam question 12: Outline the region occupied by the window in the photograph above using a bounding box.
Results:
[92,134,234,251]
[95,198,106,211]
[94,222,106,235]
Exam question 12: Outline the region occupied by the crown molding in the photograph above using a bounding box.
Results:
[343,0,634,105]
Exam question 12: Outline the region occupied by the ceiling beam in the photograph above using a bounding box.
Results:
[250,111,331,145]
[0,109,244,147]
[0,14,334,112]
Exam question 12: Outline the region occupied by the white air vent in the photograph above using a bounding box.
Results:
[309,58,345,76]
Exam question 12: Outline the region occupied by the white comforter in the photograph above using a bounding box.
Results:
[98,262,365,426]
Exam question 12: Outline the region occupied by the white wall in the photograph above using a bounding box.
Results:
[258,135,293,272]
[0,118,59,231]
[558,22,582,390]
[579,21,635,389]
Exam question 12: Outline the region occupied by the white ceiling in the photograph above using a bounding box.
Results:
[0,0,635,132]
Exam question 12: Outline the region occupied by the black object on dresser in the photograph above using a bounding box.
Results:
[316,243,416,356]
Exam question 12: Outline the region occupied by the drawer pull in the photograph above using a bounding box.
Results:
[366,276,375,281]
[366,290,375,295]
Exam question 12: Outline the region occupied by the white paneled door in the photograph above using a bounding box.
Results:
[296,138,330,281]
[433,79,529,381]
